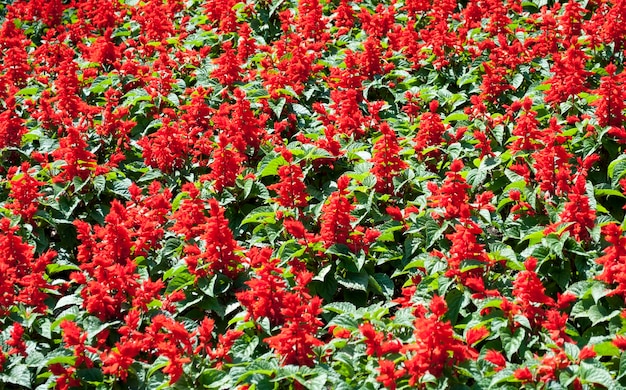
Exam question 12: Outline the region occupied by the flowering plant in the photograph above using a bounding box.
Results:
[2,0,626,389]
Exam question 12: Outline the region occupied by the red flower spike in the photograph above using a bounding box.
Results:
[484,350,507,370]
[183,199,243,280]
[0,218,56,315]
[377,359,407,390]
[429,295,448,318]
[466,325,489,346]
[513,367,533,382]
[268,159,309,209]
[6,322,27,357]
[320,176,355,248]
[370,122,408,194]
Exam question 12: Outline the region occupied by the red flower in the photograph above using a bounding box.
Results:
[101,340,142,381]
[513,366,533,382]
[5,162,45,223]
[320,175,354,248]
[512,257,555,327]
[0,218,56,315]
[543,44,589,105]
[212,41,241,86]
[531,118,573,196]
[359,323,385,357]
[268,149,309,208]
[237,248,287,325]
[552,177,596,242]
[596,223,626,298]
[183,199,243,279]
[427,159,471,220]
[403,304,476,384]
[376,359,407,390]
[0,94,27,149]
[138,117,189,174]
[414,100,447,162]
[370,122,408,194]
[592,63,626,128]
[613,335,626,350]
[465,325,489,346]
[204,133,245,192]
[264,270,324,366]
[579,345,596,361]
[6,322,27,357]
[484,350,507,370]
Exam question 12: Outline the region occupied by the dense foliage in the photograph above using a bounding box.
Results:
[2,0,626,388]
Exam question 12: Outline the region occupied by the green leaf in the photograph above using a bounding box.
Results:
[2,364,32,388]
[328,314,359,330]
[54,294,83,310]
[579,362,615,387]
[324,302,357,315]
[77,368,104,383]
[371,273,394,298]
[594,341,620,357]
[443,112,468,124]
[16,86,39,96]
[587,305,621,326]
[445,288,465,325]
[337,271,369,291]
[500,327,525,360]
[608,154,626,186]
[302,372,328,390]
[166,270,194,293]
[199,369,231,388]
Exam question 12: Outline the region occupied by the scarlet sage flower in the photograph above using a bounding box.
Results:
[465,325,489,346]
[236,248,288,325]
[100,340,142,381]
[5,162,45,223]
[6,322,27,357]
[268,149,309,208]
[320,175,354,248]
[512,257,555,328]
[376,359,406,390]
[414,100,446,162]
[596,223,626,298]
[296,0,326,42]
[0,19,31,92]
[212,41,241,86]
[592,63,626,129]
[550,177,596,242]
[172,183,210,240]
[543,44,589,105]
[138,117,189,174]
[0,218,56,315]
[51,124,100,183]
[264,271,324,366]
[0,94,27,149]
[613,335,626,350]
[427,159,471,220]
[183,198,243,279]
[205,133,245,192]
[60,320,93,368]
[445,221,490,282]
[402,298,476,384]
[513,366,533,382]
[484,350,507,371]
[370,122,408,194]
[359,323,402,357]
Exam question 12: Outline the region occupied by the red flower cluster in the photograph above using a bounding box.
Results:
[0,217,56,315]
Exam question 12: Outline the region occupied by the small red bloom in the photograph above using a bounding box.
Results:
[484,350,507,370]
[514,367,533,382]
[377,359,407,390]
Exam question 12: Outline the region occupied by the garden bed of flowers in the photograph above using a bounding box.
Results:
[1,0,626,388]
